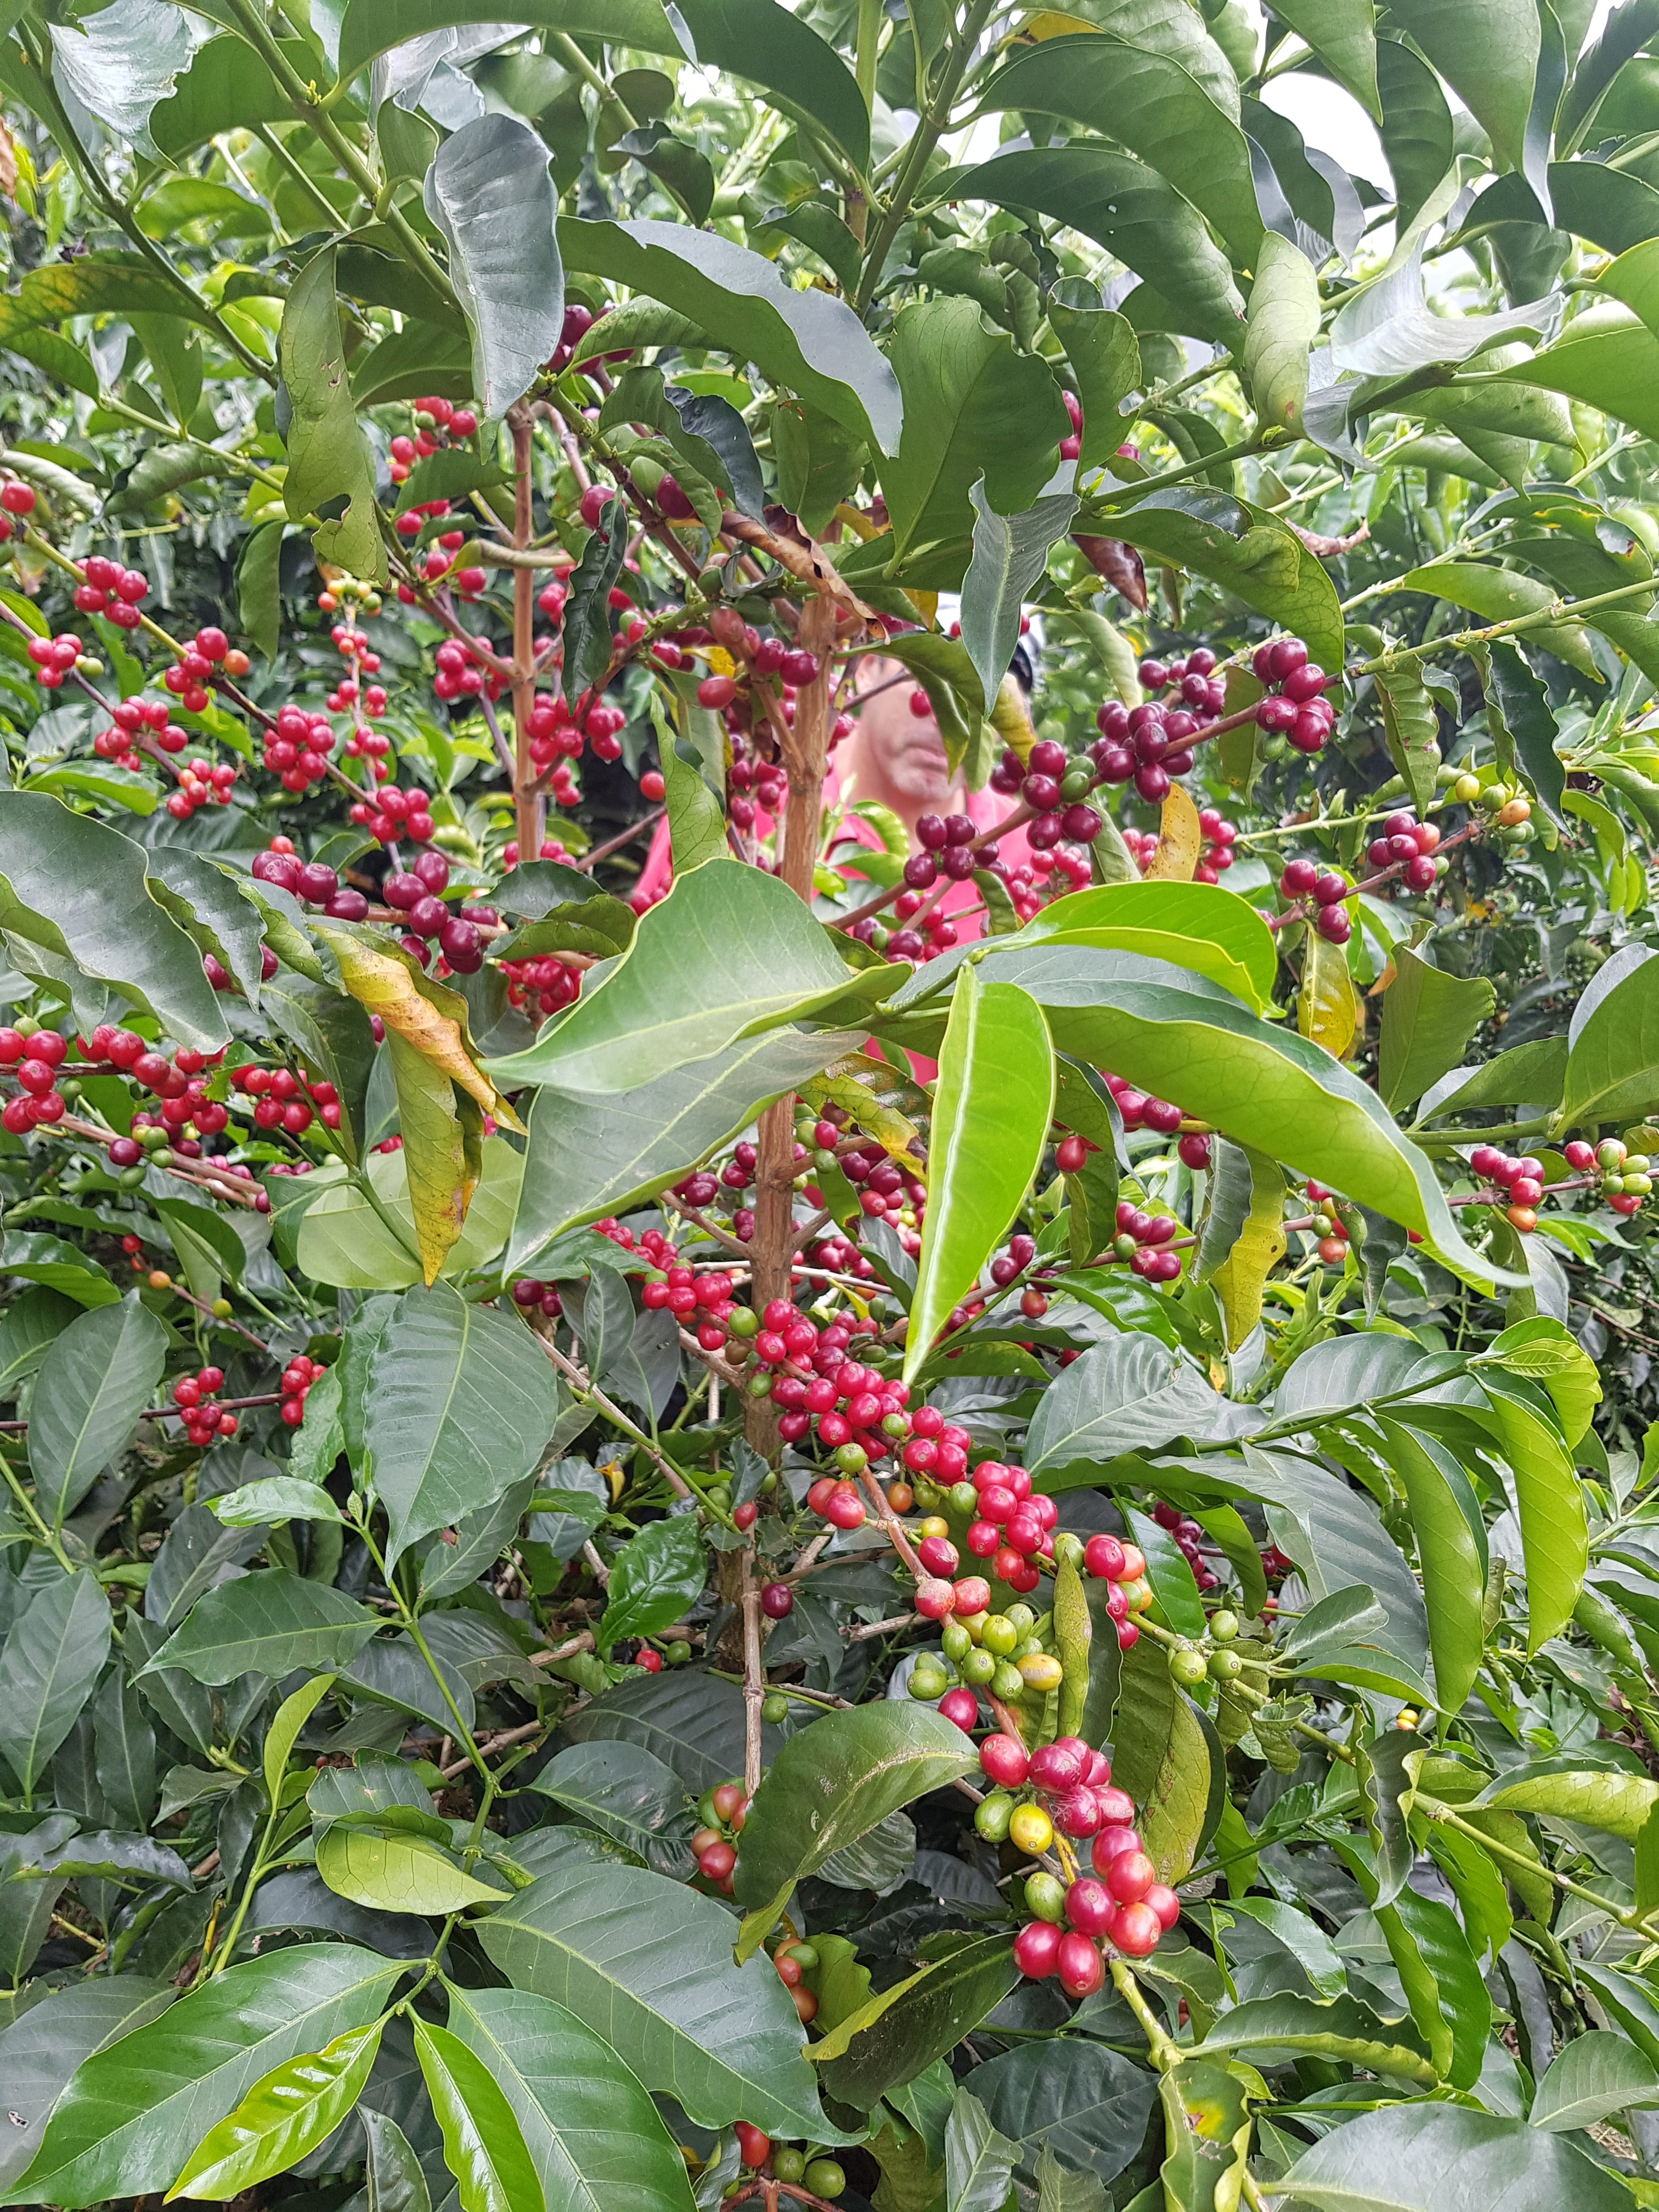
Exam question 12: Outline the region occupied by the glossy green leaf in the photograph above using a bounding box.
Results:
[1192,1992,1436,2084]
[211,1474,342,1528]
[263,1671,336,1808]
[879,297,1069,580]
[1401,561,1600,679]
[165,2020,384,2201]
[424,114,562,424]
[1028,1333,1235,1479]
[280,247,383,582]
[413,2016,545,2212]
[1378,948,1498,1114]
[732,1702,975,1940]
[1135,1682,1222,1884]
[13,1945,404,2207]
[561,218,900,455]
[1048,295,1140,474]
[27,1293,165,1526]
[1478,1374,1587,1651]
[363,1282,562,1570]
[944,2090,1018,2212]
[0,1567,111,1796]
[979,30,1262,259]
[363,2109,433,2212]
[144,1567,381,1683]
[1244,233,1321,436]
[955,148,1245,346]
[1016,880,1279,1011]
[1380,1887,1490,2089]
[476,1860,836,2138]
[1530,2029,1659,2131]
[1472,1759,1659,1837]
[145,848,270,1008]
[1499,301,1659,444]
[46,0,204,155]
[1561,943,1659,1128]
[526,1741,695,1875]
[1376,1418,1484,1715]
[1269,0,1381,116]
[817,1935,1021,2109]
[596,1514,706,1649]
[0,1978,176,2196]
[447,1984,699,2212]
[960,481,1078,716]
[490,861,893,1095]
[561,1671,779,1795]
[1099,490,1343,674]
[904,969,1053,1386]
[1383,0,1539,173]
[316,1823,510,1915]
[1278,2101,1628,2210]
[1222,1897,1347,1995]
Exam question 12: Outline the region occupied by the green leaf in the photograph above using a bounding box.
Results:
[165,2019,385,2202]
[413,2016,545,2212]
[1471,1759,1659,1838]
[1478,639,1567,825]
[1379,1887,1490,2089]
[316,1824,510,1916]
[1278,2102,1629,2211]
[1244,233,1321,437]
[27,1293,166,1526]
[1198,1138,1288,1351]
[336,0,689,80]
[1530,2030,1659,2131]
[447,1984,698,2212]
[561,218,900,455]
[1193,1990,1435,2083]
[879,298,1069,579]
[1221,1897,1346,1996]
[1498,301,1659,443]
[1561,944,1659,1128]
[424,114,562,424]
[596,1515,707,1649]
[817,1935,1021,2110]
[280,245,384,582]
[1401,561,1600,680]
[0,1568,111,1797]
[731,1703,975,1942]
[13,1945,404,2207]
[960,481,1078,715]
[1025,1333,1234,1481]
[561,1670,778,1794]
[0,793,228,1049]
[264,1671,336,1807]
[1100,489,1343,674]
[904,969,1053,1386]
[979,29,1261,260]
[1268,0,1381,116]
[476,1861,837,2139]
[1016,879,1279,1011]
[1478,1374,1587,1651]
[1135,1681,1223,1884]
[526,1741,694,1874]
[1383,0,1539,173]
[144,1567,381,1683]
[507,1029,856,1267]
[363,1283,563,1572]
[45,0,204,156]
[956,148,1245,346]
[364,2109,432,2212]
[0,1978,176,2197]
[1048,295,1140,476]
[969,2040,1156,2194]
[0,1235,119,1309]
[1378,949,1497,1113]
[1376,1418,1484,1716]
[488,860,894,1094]
[659,696,727,875]
[944,2090,1017,2212]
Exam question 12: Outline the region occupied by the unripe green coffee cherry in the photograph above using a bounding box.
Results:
[1024,1870,1067,1922]
[961,1647,996,1685]
[991,1660,1026,1701]
[1208,1648,1243,1681]
[1600,1138,1628,1168]
[762,1692,789,1724]
[1006,1604,1036,1634]
[981,1613,1019,1657]
[804,2161,845,2199]
[1053,1531,1085,1569]
[729,1307,760,1338]
[665,1638,691,1664]
[834,1443,868,1474]
[909,1658,949,1700]
[1453,772,1481,802]
[772,2152,806,2185]
[211,1297,233,1318]
[975,1790,1014,1842]
[942,1618,972,1662]
[1627,1154,1652,1175]
[949,1481,979,1516]
[1209,1610,1240,1643]
[913,1479,943,1511]
[1169,1646,1209,1687]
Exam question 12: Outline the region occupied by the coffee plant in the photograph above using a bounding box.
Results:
[5,2,1659,2210]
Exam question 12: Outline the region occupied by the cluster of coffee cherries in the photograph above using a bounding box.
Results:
[509,1276,565,1321]
[1104,1199,1189,1283]
[1080,1532,1155,1649]
[913,1592,1058,1719]
[161,624,250,714]
[67,552,157,632]
[733,2122,847,2199]
[759,1306,914,1459]
[387,393,480,486]
[1196,807,1238,883]
[276,1352,329,1427]
[1563,1135,1651,1218]
[987,1736,1180,1992]
[725,737,788,833]
[939,1459,1058,1592]
[500,951,583,1020]
[0,1023,68,1131]
[345,782,437,847]
[762,1938,827,2030]
[986,737,1105,852]
[260,703,340,798]
[1465,1144,1549,1233]
[1297,1180,1352,1267]
[1276,857,1353,945]
[1166,1605,1246,1685]
[323,620,388,730]
[1150,1501,1221,1594]
[169,1364,239,1446]
[228,1062,340,1136]
[164,756,240,822]
[544,300,630,379]
[1362,809,1442,892]
[641,1259,742,1353]
[689,1775,748,1894]
[90,1028,232,1140]
[250,841,370,922]
[1091,695,1204,802]
[381,852,490,975]
[430,630,505,705]
[1250,637,1335,754]
[92,693,178,765]
[1100,1074,1212,1171]
[24,629,97,689]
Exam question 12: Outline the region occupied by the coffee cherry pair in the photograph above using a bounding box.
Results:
[1168,1606,1245,1687]
[1276,857,1352,944]
[510,1277,565,1321]
[768,1936,821,2023]
[171,1365,238,1447]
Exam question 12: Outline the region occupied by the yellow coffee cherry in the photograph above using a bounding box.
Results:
[1017,1651,1064,1692]
[1008,1802,1054,1854]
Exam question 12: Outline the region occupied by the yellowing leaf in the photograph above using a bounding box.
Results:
[813,1064,927,1177]
[1299,929,1359,1059]
[1145,785,1203,881]
[312,924,521,1131]
[1207,1141,1289,1351]
[387,1029,479,1285]
[990,672,1035,766]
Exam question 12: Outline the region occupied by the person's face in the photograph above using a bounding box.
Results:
[849,655,955,810]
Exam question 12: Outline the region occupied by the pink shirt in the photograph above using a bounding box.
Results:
[634,759,1030,931]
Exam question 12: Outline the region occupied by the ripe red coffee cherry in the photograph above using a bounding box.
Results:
[1057,1931,1104,1997]
[1091,1824,1141,1875]
[1106,1848,1156,1904]
[953,1575,990,1615]
[1083,1533,1127,1579]
[980,1733,1030,1787]
[1029,1739,1087,1791]
[1013,1920,1062,1978]
[1145,1883,1181,1931]
[1113,1901,1162,1956]
[760,1581,794,1619]
[1064,1877,1115,1935]
[938,1686,979,1729]
[915,1576,956,1619]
